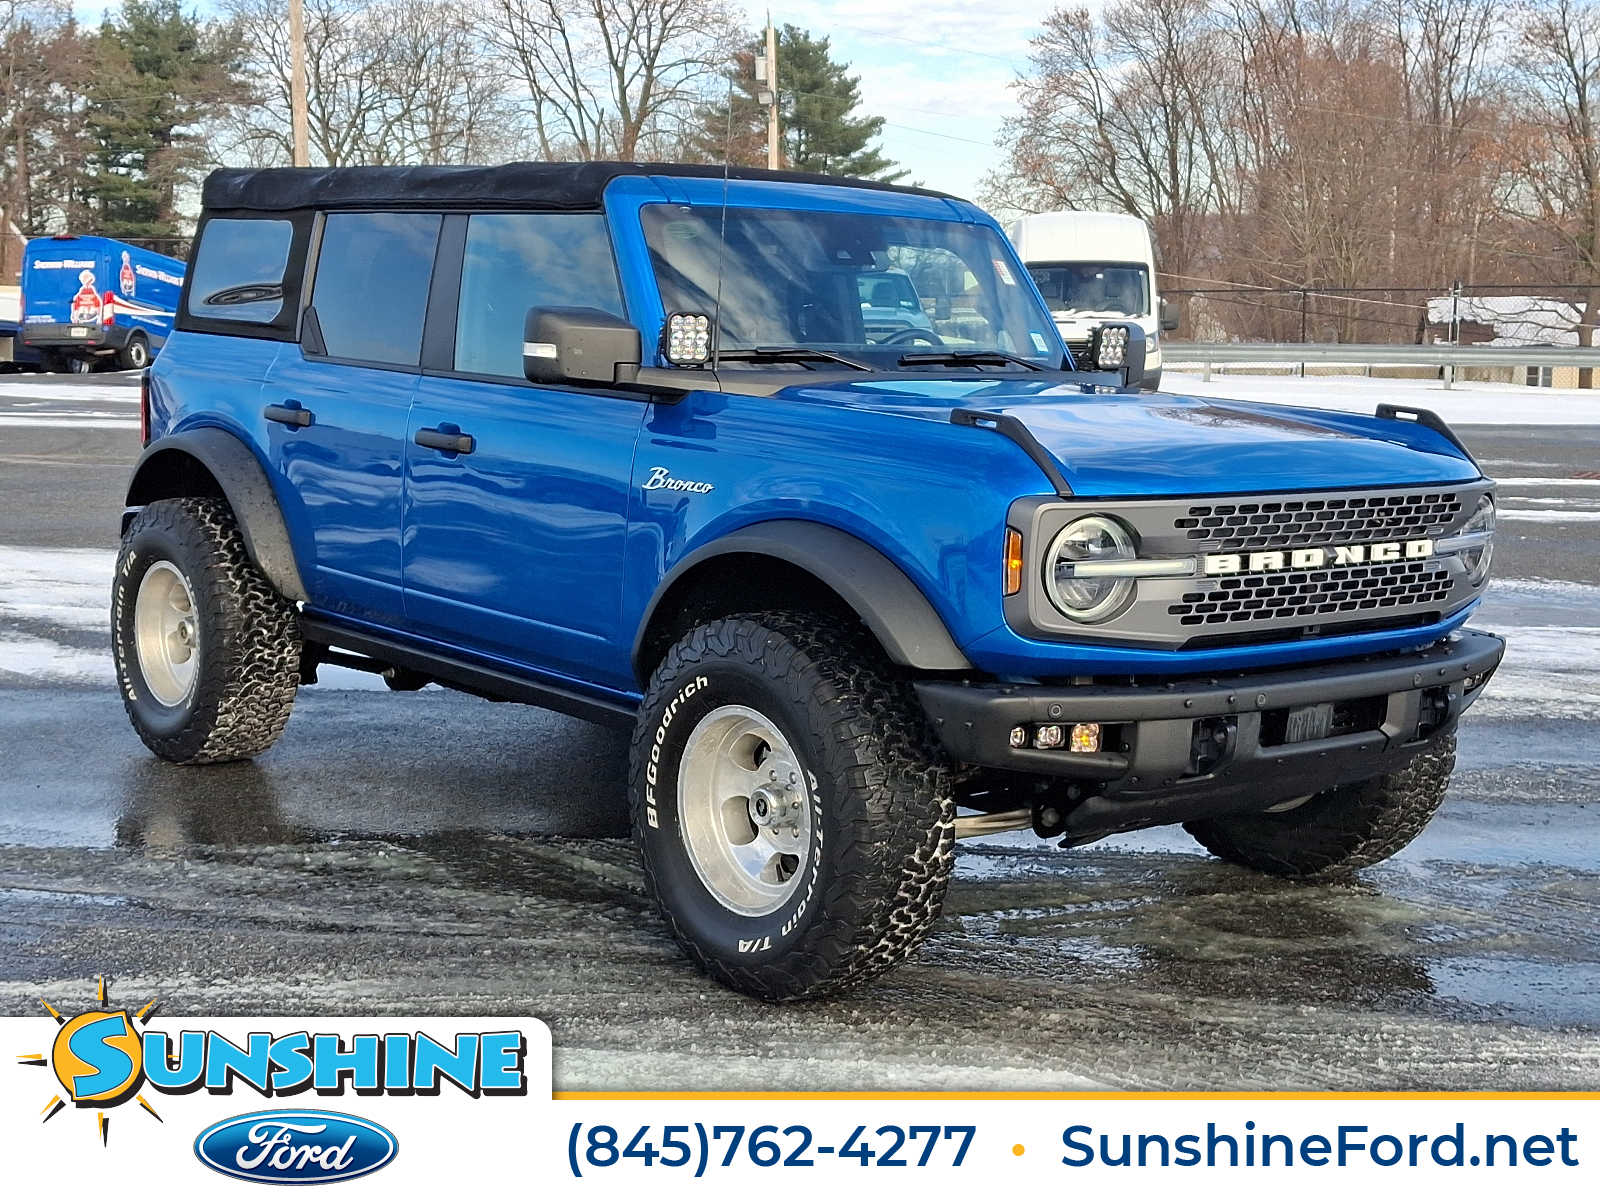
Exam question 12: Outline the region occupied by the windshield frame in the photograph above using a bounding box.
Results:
[1025,259,1152,320]
[638,201,1067,372]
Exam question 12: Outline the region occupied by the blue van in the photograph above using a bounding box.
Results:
[21,235,185,372]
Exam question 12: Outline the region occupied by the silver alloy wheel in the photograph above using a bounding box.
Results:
[133,560,201,707]
[677,704,812,917]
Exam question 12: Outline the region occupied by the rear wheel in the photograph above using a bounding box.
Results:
[120,332,150,371]
[1184,735,1455,878]
[112,497,301,764]
[631,613,955,1001]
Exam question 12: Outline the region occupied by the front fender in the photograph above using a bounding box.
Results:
[633,519,974,677]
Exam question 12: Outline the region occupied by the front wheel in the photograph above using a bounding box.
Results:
[1184,735,1455,878]
[631,614,955,1001]
[112,497,301,763]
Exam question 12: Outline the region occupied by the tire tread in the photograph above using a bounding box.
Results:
[631,612,954,1000]
[113,497,300,763]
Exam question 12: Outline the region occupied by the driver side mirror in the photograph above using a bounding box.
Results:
[1160,297,1181,332]
[523,307,641,387]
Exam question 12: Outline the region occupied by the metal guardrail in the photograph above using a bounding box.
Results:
[1162,341,1600,388]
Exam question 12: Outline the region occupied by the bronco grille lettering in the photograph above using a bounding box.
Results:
[1203,538,1434,576]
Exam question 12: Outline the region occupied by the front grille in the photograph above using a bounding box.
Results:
[1174,491,1465,553]
[1169,559,1454,627]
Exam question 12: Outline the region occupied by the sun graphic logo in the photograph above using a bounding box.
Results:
[19,976,162,1144]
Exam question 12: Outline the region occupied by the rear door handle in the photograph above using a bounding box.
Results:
[415,426,475,455]
[264,403,314,427]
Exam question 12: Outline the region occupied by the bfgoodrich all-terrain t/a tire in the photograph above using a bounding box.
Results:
[1184,734,1456,878]
[631,614,956,1001]
[112,497,301,764]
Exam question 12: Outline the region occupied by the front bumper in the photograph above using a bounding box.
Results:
[916,628,1504,837]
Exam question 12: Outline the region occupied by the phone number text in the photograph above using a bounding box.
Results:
[566,1123,976,1176]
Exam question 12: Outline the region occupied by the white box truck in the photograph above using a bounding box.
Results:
[1007,211,1178,391]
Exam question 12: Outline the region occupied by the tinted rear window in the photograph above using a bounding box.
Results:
[187,219,294,323]
[312,212,441,366]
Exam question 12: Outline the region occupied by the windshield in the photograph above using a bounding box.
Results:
[642,205,1062,365]
[1027,262,1149,318]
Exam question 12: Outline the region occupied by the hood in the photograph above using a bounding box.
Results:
[783,376,1481,498]
[1053,310,1146,328]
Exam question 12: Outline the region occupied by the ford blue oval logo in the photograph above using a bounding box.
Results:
[194,1109,397,1185]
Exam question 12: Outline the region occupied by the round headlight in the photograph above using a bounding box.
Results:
[1045,515,1138,622]
[1461,493,1495,585]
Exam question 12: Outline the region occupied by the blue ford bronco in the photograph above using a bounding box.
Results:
[114,163,1504,1000]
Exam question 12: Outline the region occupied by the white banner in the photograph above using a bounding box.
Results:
[3,985,1592,1194]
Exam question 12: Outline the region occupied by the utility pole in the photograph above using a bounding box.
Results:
[755,16,779,169]
[1444,278,1462,391]
[290,0,309,167]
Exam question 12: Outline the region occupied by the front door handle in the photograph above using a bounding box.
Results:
[415,426,475,455]
[264,403,314,427]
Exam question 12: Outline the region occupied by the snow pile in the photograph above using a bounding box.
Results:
[1166,370,1600,425]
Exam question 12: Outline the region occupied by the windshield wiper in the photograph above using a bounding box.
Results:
[717,346,875,371]
[897,349,1046,371]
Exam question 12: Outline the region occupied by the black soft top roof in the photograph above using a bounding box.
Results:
[201,161,955,213]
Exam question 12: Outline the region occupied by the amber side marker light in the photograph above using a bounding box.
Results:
[1004,527,1024,596]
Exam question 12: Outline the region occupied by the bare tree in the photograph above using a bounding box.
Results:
[219,0,517,167]
[991,0,1528,343]
[484,0,739,160]
[1511,0,1600,374]
[984,0,1240,281]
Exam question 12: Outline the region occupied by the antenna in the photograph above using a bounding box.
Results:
[710,72,734,372]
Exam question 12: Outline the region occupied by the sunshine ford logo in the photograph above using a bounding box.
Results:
[1202,538,1435,576]
[18,978,529,1147]
[195,1110,398,1185]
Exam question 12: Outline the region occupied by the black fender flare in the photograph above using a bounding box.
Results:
[123,427,308,602]
[633,519,973,677]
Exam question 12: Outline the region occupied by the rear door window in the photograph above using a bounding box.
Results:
[312,212,441,366]
[454,213,623,380]
[186,219,295,324]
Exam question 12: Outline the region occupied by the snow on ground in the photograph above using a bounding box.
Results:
[0,415,139,429]
[0,379,139,405]
[0,375,141,428]
[1165,369,1600,425]
[0,545,113,631]
[0,545,391,691]
[0,631,114,683]
[0,543,1586,715]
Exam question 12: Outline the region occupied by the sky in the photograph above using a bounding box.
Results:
[72,0,1054,200]
[736,0,1049,198]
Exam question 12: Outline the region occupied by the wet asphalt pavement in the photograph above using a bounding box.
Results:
[2,373,1599,1090]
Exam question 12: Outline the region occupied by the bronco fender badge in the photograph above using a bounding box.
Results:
[642,466,714,494]
[1203,539,1435,575]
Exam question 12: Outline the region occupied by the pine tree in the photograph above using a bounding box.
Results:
[83,0,242,242]
[692,25,902,181]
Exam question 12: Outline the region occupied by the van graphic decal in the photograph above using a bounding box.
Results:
[119,251,136,298]
[70,270,100,325]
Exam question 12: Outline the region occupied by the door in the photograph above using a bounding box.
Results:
[404,211,643,689]
[262,211,441,624]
